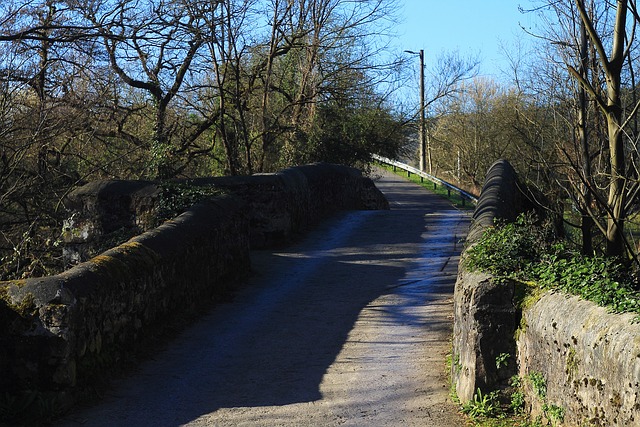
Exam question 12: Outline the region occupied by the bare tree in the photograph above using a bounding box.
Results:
[0,0,95,278]
[570,0,635,256]
[430,78,535,194]
[78,0,220,178]
[523,0,640,258]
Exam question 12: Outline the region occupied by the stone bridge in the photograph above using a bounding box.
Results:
[1,161,639,426]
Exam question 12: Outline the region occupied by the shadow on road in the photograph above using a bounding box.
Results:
[57,171,469,427]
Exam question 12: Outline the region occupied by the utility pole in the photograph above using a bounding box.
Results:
[405,49,427,173]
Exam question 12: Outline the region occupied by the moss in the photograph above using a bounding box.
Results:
[0,280,36,316]
[514,279,544,311]
[566,347,579,381]
[515,317,527,343]
[90,254,123,271]
[610,391,622,409]
[88,253,130,282]
[0,284,7,302]
[117,241,160,265]
[88,242,160,281]
[0,280,28,304]
[89,254,115,266]
[1,291,37,317]
[7,279,27,288]
[514,280,544,342]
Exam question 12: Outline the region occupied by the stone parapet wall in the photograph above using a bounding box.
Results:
[452,159,530,401]
[1,196,250,410]
[452,158,640,425]
[63,162,388,263]
[467,159,535,243]
[518,293,640,426]
[0,163,388,418]
[452,270,519,402]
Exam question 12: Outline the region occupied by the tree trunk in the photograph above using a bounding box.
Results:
[573,0,628,257]
[603,0,627,257]
[578,20,594,255]
[606,111,626,256]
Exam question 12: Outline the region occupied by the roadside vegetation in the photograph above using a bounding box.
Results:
[466,214,640,319]
[422,1,640,267]
[457,212,640,426]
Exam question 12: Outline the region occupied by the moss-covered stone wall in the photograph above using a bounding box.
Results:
[452,160,530,402]
[0,196,250,413]
[0,163,388,420]
[63,162,387,264]
[518,293,640,426]
[452,159,640,426]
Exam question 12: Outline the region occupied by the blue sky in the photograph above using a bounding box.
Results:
[396,1,536,81]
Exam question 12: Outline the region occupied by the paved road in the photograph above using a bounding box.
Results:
[57,168,470,426]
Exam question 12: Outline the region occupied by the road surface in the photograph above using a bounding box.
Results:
[56,168,470,426]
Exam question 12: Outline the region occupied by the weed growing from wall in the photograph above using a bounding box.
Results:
[461,388,500,419]
[528,372,547,400]
[495,353,510,370]
[525,372,566,426]
[509,376,525,413]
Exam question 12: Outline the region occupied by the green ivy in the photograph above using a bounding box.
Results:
[464,213,543,277]
[495,352,510,370]
[542,403,565,423]
[464,213,640,319]
[154,182,223,225]
[530,252,640,314]
[528,371,547,400]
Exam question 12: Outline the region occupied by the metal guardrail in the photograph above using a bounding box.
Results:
[372,154,478,206]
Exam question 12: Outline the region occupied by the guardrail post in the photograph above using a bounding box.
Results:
[433,183,436,190]
[407,171,411,178]
[461,195,465,207]
[420,176,424,183]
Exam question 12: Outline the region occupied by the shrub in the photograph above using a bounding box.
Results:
[465,214,640,318]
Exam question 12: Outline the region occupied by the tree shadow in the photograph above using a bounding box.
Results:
[57,185,469,427]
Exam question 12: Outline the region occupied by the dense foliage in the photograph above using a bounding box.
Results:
[465,214,640,318]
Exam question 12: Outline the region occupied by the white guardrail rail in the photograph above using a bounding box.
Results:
[372,154,478,206]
